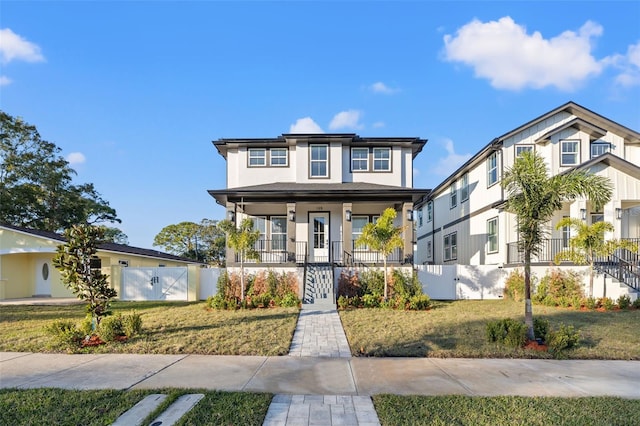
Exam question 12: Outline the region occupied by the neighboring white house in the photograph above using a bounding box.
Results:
[208,134,429,306]
[414,102,640,300]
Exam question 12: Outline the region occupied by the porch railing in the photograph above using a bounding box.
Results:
[233,240,307,264]
[507,238,640,265]
[331,241,405,265]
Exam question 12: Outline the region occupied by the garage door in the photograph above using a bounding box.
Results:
[121,267,188,301]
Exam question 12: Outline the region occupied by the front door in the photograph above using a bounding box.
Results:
[309,213,329,262]
[35,258,52,296]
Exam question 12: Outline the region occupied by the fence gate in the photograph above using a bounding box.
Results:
[121,267,188,301]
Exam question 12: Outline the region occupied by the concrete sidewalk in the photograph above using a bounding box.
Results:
[2,352,639,398]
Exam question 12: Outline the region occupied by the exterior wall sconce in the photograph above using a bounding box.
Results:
[580,208,587,221]
[616,208,622,220]
[288,210,295,222]
[227,210,235,222]
[406,209,414,222]
[345,210,352,222]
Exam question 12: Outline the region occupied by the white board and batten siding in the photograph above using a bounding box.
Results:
[121,267,188,301]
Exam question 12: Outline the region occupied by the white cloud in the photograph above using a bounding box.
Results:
[0,75,11,86]
[66,152,86,165]
[611,41,640,87]
[443,17,604,91]
[432,138,472,176]
[329,110,364,130]
[0,28,45,64]
[372,121,385,128]
[289,117,324,133]
[370,81,399,94]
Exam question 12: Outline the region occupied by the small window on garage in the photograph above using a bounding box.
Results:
[119,260,129,267]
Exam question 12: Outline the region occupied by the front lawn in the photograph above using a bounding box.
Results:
[339,299,640,359]
[0,301,298,355]
[374,394,640,426]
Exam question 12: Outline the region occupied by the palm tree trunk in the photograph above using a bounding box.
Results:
[240,252,245,301]
[524,249,535,340]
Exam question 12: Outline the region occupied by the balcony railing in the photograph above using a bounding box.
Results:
[507,238,640,266]
[233,240,307,264]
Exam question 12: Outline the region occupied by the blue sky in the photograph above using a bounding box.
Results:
[2,1,639,249]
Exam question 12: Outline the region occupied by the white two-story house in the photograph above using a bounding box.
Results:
[415,102,640,300]
[208,134,428,306]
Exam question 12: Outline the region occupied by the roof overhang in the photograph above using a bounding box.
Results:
[535,118,607,145]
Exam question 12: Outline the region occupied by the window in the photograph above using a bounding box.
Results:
[118,260,129,267]
[487,152,499,186]
[515,145,534,157]
[352,216,369,249]
[270,148,288,166]
[248,148,266,166]
[426,240,432,259]
[562,215,570,248]
[460,173,469,202]
[351,148,368,171]
[427,202,433,222]
[252,216,267,251]
[450,183,457,208]
[487,217,498,253]
[418,209,423,227]
[561,140,579,166]
[310,145,328,177]
[271,217,287,251]
[591,143,610,159]
[373,147,391,171]
[591,213,604,224]
[444,232,457,261]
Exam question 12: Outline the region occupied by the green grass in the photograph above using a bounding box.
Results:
[0,301,299,355]
[373,394,640,426]
[0,388,271,426]
[339,300,640,359]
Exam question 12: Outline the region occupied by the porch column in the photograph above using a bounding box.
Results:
[402,202,414,262]
[225,202,236,264]
[287,202,296,262]
[342,202,353,254]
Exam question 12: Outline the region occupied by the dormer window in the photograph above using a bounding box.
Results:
[561,140,579,166]
[515,145,534,157]
[590,142,610,159]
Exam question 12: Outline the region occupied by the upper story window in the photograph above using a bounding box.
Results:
[449,182,457,208]
[487,217,498,253]
[418,209,423,227]
[561,140,579,166]
[351,148,369,171]
[248,148,266,166]
[426,240,433,259]
[460,173,469,202]
[310,145,328,178]
[373,147,391,171]
[270,148,288,166]
[515,145,534,157]
[427,201,433,222]
[590,142,610,159]
[487,152,499,187]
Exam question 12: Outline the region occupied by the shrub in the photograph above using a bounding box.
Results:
[79,315,94,336]
[277,292,299,308]
[337,295,350,309]
[585,297,598,310]
[601,297,615,311]
[534,269,583,307]
[533,318,550,342]
[632,298,640,309]
[503,269,525,302]
[571,296,584,310]
[617,295,631,310]
[98,315,124,342]
[207,294,227,310]
[389,270,422,299]
[408,294,431,311]
[359,270,385,298]
[486,318,527,348]
[337,271,362,298]
[44,319,83,348]
[547,324,580,356]
[122,311,143,337]
[361,293,381,308]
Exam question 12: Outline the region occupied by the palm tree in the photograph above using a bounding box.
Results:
[219,218,260,302]
[355,207,405,300]
[503,151,612,340]
[555,218,638,298]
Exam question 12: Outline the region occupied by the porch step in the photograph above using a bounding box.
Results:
[303,263,336,309]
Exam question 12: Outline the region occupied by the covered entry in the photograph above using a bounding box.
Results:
[121,267,188,301]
